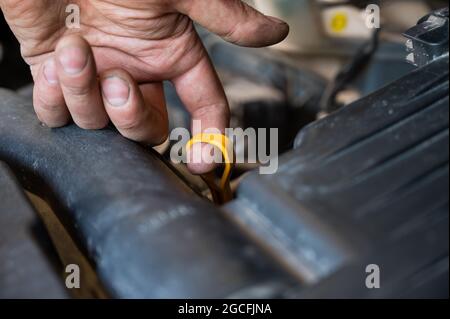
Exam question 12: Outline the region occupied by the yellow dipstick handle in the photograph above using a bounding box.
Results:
[186,133,233,203]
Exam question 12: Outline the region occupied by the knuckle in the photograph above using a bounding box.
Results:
[77,119,109,130]
[222,23,241,43]
[43,118,69,128]
[34,93,64,113]
[193,103,230,120]
[62,82,93,98]
[114,109,144,131]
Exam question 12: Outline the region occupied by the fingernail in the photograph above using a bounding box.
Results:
[43,58,58,84]
[102,76,130,107]
[58,46,88,75]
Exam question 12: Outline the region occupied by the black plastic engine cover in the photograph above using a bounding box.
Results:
[225,56,449,298]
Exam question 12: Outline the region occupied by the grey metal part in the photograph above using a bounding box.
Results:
[0,89,298,298]
[225,56,449,298]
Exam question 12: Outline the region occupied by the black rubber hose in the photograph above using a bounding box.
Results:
[0,89,297,298]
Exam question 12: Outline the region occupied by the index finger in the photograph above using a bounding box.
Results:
[171,49,230,175]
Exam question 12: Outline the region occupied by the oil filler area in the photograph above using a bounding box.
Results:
[0,1,449,300]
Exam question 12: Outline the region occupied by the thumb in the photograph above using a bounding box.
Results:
[176,0,289,47]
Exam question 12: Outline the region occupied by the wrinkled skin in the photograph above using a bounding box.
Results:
[0,0,288,173]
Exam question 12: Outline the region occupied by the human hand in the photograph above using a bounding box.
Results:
[0,0,288,173]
